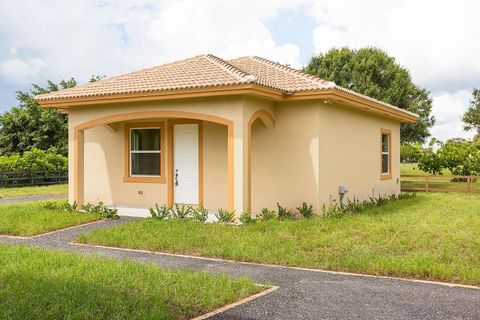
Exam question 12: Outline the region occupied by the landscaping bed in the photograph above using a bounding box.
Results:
[0,244,262,320]
[0,200,99,237]
[78,193,480,286]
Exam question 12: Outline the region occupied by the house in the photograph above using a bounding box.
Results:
[36,54,418,216]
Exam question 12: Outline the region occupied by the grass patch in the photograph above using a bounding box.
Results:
[0,200,100,236]
[0,244,261,320]
[79,193,480,286]
[0,183,67,198]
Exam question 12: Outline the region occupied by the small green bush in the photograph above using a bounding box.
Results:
[64,201,78,213]
[149,204,172,220]
[322,193,416,217]
[42,200,65,211]
[296,202,314,218]
[257,208,276,221]
[101,206,119,219]
[81,202,106,214]
[276,203,293,220]
[215,208,235,223]
[191,206,209,222]
[172,204,192,220]
[239,211,255,224]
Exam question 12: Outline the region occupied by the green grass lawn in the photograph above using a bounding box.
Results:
[0,244,261,320]
[79,193,480,286]
[0,183,67,198]
[0,200,100,237]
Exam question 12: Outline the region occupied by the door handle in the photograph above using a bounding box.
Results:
[175,169,179,186]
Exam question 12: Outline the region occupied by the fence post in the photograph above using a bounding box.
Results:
[425,176,429,192]
[467,177,472,192]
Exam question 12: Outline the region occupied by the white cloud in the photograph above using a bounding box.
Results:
[0,0,303,87]
[430,90,474,141]
[0,57,46,84]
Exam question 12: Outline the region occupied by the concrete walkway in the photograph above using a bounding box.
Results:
[0,193,67,204]
[1,218,479,320]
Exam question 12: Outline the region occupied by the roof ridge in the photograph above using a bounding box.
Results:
[206,54,286,91]
[204,54,255,82]
[247,55,336,89]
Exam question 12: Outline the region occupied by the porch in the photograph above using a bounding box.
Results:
[71,108,275,217]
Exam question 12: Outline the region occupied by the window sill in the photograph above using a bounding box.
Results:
[380,174,392,180]
[123,176,166,184]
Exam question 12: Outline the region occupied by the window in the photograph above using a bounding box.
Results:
[381,129,392,179]
[124,123,165,183]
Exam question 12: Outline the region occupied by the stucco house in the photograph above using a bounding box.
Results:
[36,54,418,216]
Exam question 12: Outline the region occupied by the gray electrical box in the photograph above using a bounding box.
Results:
[338,185,347,194]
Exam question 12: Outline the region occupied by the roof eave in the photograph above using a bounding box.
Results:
[286,89,418,123]
[36,84,418,123]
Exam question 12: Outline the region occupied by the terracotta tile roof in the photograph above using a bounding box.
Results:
[229,56,335,92]
[34,54,418,120]
[35,54,333,101]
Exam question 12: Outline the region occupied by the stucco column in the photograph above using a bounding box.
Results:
[73,129,85,205]
[231,114,248,214]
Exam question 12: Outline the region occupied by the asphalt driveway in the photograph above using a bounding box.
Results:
[1,218,479,320]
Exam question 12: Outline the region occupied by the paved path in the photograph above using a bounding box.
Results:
[0,193,67,204]
[1,218,479,320]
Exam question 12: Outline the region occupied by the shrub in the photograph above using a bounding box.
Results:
[101,206,119,219]
[149,204,172,220]
[64,201,78,213]
[77,201,118,219]
[42,200,65,211]
[257,208,276,221]
[276,203,293,220]
[0,147,67,172]
[322,193,416,217]
[215,208,236,223]
[296,202,314,218]
[191,206,209,222]
[239,211,255,224]
[81,202,106,214]
[172,204,192,220]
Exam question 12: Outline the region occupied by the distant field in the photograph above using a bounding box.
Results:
[400,163,452,176]
[0,184,67,199]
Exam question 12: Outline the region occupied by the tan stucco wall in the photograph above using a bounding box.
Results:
[202,122,228,210]
[317,102,400,205]
[250,100,400,214]
[69,96,247,210]
[69,95,401,214]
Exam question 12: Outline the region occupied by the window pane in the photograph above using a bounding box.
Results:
[382,134,389,153]
[131,153,160,176]
[382,154,389,174]
[131,129,160,151]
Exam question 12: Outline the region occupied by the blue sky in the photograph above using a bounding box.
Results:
[0,0,479,141]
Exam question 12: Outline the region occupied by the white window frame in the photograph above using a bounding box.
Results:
[380,129,392,179]
[129,127,162,177]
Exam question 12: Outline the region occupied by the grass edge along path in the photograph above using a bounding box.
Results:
[78,193,480,286]
[0,200,100,237]
[0,244,263,320]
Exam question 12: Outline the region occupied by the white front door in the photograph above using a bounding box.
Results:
[174,124,199,204]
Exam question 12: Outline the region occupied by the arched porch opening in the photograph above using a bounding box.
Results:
[74,111,234,211]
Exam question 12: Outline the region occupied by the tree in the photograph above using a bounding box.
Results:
[400,142,423,163]
[418,138,480,176]
[0,79,77,156]
[303,47,435,144]
[462,88,480,135]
